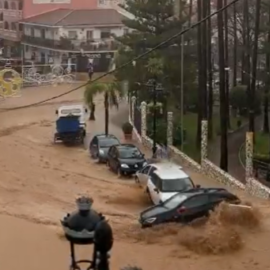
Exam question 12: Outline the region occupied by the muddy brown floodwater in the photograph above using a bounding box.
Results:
[1,85,270,270]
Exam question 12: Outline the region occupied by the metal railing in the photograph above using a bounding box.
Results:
[22,35,119,52]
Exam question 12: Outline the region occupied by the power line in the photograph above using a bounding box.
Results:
[0,0,239,112]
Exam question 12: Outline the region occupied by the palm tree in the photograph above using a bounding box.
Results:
[84,82,122,135]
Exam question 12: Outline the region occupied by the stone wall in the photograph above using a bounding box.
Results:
[128,98,270,199]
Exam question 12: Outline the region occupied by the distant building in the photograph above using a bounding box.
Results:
[20,8,129,72]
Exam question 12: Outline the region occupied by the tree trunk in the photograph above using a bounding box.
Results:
[104,92,109,135]
[263,5,270,133]
[196,0,203,149]
[201,0,208,119]
[206,0,213,140]
[217,0,228,171]
[233,2,237,86]
[89,103,95,120]
[224,0,230,129]
[250,0,261,133]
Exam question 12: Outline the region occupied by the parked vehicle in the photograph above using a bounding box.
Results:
[136,162,198,205]
[139,188,240,227]
[89,134,120,162]
[107,144,147,176]
[54,104,87,144]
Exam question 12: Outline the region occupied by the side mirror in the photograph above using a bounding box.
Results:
[196,185,201,188]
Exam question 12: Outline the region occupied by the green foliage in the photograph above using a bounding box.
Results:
[114,0,197,105]
[146,116,185,146]
[84,82,122,108]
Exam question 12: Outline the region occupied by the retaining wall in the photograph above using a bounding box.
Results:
[128,98,270,199]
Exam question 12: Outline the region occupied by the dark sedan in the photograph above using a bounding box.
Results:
[89,134,120,163]
[107,144,147,176]
[139,188,240,227]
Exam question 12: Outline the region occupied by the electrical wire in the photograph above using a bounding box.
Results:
[0,0,239,112]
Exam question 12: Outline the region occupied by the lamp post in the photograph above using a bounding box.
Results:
[146,79,165,158]
[61,196,113,270]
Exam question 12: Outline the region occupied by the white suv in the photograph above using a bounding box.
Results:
[136,162,198,205]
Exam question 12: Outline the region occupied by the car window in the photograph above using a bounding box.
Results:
[141,165,151,174]
[149,167,157,176]
[99,138,119,148]
[119,147,143,159]
[108,147,115,156]
[150,173,159,186]
[163,194,188,209]
[183,195,209,208]
[91,137,98,146]
[161,177,194,192]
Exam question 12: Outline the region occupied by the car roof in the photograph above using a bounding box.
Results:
[181,187,229,196]
[151,162,187,179]
[96,134,117,139]
[98,135,118,141]
[59,104,84,110]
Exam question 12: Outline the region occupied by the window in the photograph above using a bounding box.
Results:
[68,31,77,39]
[100,30,110,39]
[163,194,188,209]
[99,138,119,148]
[183,195,209,208]
[4,1,8,9]
[18,1,22,10]
[118,147,142,159]
[0,13,3,21]
[141,165,151,174]
[150,174,159,186]
[0,2,2,9]
[11,1,16,9]
[161,177,194,192]
[31,28,34,36]
[86,30,93,40]
[41,29,45,39]
[4,21,9,29]
[11,22,16,31]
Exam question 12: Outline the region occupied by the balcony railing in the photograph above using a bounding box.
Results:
[3,9,23,19]
[22,35,119,52]
[0,29,21,41]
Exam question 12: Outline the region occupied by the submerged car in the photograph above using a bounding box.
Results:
[139,188,240,227]
[89,134,120,162]
[136,162,198,205]
[107,144,147,176]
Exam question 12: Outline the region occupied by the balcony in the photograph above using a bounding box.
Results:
[3,9,22,20]
[22,35,119,52]
[0,29,21,41]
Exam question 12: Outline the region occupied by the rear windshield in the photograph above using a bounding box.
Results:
[99,138,119,147]
[161,177,194,192]
[163,194,188,209]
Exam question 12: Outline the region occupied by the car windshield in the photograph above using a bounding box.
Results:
[99,138,119,148]
[119,148,143,159]
[163,194,188,209]
[161,177,194,192]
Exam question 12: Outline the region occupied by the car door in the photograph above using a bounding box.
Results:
[136,165,152,186]
[107,146,114,168]
[149,174,161,205]
[90,136,98,157]
[109,147,118,171]
[179,194,210,222]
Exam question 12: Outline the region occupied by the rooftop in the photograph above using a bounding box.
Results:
[20,8,126,27]
[152,162,188,179]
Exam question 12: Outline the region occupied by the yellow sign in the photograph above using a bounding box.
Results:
[0,68,22,98]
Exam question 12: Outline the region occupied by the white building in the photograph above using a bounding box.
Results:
[20,8,129,72]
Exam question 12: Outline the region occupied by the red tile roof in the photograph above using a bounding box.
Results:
[21,8,126,26]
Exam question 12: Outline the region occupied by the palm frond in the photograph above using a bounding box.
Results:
[84,82,107,105]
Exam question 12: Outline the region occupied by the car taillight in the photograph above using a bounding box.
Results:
[177,206,186,213]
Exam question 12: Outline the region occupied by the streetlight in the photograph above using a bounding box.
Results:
[61,196,113,270]
[146,78,165,158]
